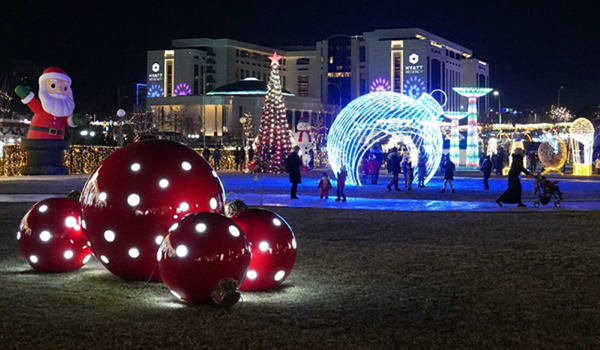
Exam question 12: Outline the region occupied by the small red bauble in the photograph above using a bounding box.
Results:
[18,198,91,273]
[80,140,226,281]
[158,212,250,303]
[230,208,297,291]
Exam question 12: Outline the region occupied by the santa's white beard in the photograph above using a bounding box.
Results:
[40,90,75,117]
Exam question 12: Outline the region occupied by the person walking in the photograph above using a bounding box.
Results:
[386,147,401,191]
[401,154,409,187]
[596,156,600,174]
[285,146,302,199]
[336,166,347,202]
[417,149,428,187]
[234,147,243,171]
[440,157,456,193]
[202,147,211,162]
[406,160,414,192]
[496,148,530,207]
[212,146,222,170]
[359,155,369,185]
[317,172,333,199]
[368,154,380,184]
[481,155,493,190]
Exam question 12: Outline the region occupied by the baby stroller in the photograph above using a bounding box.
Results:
[533,173,564,208]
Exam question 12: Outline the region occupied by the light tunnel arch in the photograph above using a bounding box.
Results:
[328,92,445,186]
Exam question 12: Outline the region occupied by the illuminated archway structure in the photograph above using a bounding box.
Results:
[444,112,468,166]
[452,87,493,168]
[570,117,594,175]
[328,91,444,186]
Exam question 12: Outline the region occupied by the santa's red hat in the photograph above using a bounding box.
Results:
[39,67,71,85]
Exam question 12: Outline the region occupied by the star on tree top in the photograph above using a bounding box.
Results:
[269,52,282,67]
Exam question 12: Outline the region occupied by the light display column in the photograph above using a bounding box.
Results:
[452,88,492,168]
[444,112,468,166]
[256,52,292,173]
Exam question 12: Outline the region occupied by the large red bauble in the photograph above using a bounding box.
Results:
[230,209,297,291]
[158,212,250,303]
[18,198,92,273]
[80,140,226,281]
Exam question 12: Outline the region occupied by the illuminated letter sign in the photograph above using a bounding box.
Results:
[148,62,163,82]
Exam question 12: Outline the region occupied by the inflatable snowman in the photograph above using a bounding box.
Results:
[294,116,314,167]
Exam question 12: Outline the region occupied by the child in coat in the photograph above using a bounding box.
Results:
[406,160,414,192]
[317,172,333,199]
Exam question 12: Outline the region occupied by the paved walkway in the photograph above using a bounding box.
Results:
[2,193,597,212]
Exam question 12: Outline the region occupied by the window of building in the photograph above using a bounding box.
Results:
[297,75,309,97]
[236,49,239,57]
[240,50,250,58]
[241,69,245,79]
[282,76,286,89]
[194,64,199,95]
[252,53,261,61]
[329,56,333,64]
[359,46,365,62]
[166,60,173,97]
[297,58,310,65]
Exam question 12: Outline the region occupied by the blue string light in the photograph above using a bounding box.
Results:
[328,91,444,186]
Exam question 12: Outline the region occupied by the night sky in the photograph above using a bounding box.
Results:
[1,0,599,116]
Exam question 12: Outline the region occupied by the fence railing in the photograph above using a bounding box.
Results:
[0,145,241,176]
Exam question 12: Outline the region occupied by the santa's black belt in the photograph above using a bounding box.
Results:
[28,126,65,136]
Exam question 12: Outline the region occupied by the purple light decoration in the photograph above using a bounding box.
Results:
[148,84,164,98]
[174,83,192,96]
[370,78,391,92]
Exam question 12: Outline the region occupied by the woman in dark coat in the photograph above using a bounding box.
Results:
[285,146,302,199]
[496,148,530,207]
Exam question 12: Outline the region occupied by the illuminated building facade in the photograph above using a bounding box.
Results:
[324,28,490,113]
[147,29,489,142]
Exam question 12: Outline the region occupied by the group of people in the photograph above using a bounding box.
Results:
[285,145,347,201]
[201,146,254,171]
[386,148,430,192]
[283,143,540,208]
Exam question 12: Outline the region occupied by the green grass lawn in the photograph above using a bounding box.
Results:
[1,203,599,349]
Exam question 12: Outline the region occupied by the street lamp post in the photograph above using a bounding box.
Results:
[493,91,501,124]
[239,113,252,172]
[557,86,564,108]
[200,57,207,150]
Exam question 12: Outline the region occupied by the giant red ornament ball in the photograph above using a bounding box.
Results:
[18,198,91,273]
[158,212,250,303]
[230,208,296,291]
[80,140,225,281]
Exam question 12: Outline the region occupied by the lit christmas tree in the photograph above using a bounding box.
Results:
[256,52,292,173]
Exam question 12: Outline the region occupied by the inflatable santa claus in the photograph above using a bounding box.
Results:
[293,116,314,167]
[14,67,86,139]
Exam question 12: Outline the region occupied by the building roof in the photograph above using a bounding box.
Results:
[207,78,295,97]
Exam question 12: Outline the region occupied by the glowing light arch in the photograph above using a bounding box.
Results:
[328,91,444,186]
[174,83,192,96]
[148,84,164,98]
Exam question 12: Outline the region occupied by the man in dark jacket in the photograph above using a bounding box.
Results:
[212,147,221,170]
[481,155,493,190]
[386,147,401,191]
[285,146,302,199]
